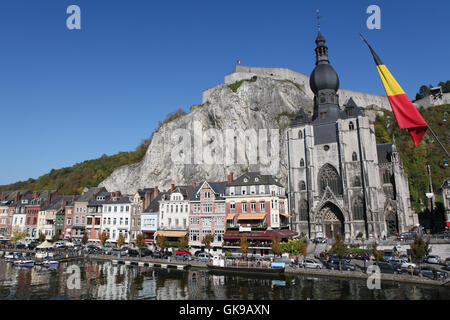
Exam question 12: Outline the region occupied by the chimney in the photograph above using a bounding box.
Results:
[171,184,175,192]
[228,172,234,183]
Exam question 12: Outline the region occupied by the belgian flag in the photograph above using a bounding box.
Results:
[361,34,428,146]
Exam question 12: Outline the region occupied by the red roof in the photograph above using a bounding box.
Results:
[224,229,297,240]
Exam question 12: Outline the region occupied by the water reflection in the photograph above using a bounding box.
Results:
[0,260,448,300]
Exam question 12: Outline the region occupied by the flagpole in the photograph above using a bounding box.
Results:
[426,125,450,158]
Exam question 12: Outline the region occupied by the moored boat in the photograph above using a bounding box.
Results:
[207,256,285,275]
[13,260,35,267]
[42,260,59,267]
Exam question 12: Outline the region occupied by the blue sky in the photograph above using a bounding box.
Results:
[0,0,448,185]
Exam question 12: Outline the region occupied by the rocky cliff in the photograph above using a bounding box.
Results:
[99,69,386,194]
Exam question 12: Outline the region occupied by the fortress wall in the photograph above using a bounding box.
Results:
[203,66,392,110]
[414,92,450,109]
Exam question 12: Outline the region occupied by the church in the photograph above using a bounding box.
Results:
[286,29,419,240]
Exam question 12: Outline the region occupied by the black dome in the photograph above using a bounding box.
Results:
[309,63,339,94]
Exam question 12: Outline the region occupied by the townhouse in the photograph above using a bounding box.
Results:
[101,194,132,244]
[223,172,296,256]
[86,191,112,242]
[130,188,159,243]
[141,192,166,245]
[189,181,227,253]
[154,185,194,244]
[37,196,72,239]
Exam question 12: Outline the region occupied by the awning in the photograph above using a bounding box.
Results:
[226,214,236,220]
[237,214,266,220]
[280,213,292,218]
[224,229,298,240]
[154,231,187,238]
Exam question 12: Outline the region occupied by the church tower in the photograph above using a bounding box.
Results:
[286,27,416,241]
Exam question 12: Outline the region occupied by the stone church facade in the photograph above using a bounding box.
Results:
[286,30,418,240]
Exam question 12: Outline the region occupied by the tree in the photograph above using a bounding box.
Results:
[240,236,249,258]
[38,232,46,243]
[410,235,427,271]
[117,233,125,248]
[157,236,167,251]
[10,226,28,244]
[271,236,282,257]
[372,241,383,265]
[331,234,348,270]
[202,234,214,254]
[100,232,109,247]
[82,232,89,245]
[136,233,146,257]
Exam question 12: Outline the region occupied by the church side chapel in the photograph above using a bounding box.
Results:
[286,27,418,240]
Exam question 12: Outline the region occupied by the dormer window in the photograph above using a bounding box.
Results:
[254,177,259,182]
[244,178,248,183]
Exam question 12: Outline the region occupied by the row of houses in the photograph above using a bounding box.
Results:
[0,172,298,255]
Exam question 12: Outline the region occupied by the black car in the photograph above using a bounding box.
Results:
[419,266,448,280]
[329,256,350,264]
[376,263,402,274]
[126,249,140,257]
[15,243,26,249]
[139,248,153,257]
[325,260,356,271]
[153,251,163,259]
[27,242,39,250]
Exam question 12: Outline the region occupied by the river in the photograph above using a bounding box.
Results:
[0,260,448,300]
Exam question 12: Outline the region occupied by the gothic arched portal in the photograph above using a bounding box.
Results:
[319,202,345,239]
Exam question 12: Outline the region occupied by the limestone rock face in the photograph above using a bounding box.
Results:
[99,74,384,194]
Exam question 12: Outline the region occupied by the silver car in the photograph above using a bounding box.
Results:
[302,258,323,269]
[425,255,441,264]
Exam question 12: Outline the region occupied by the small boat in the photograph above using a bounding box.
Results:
[13,260,35,267]
[42,260,59,267]
[207,256,285,275]
[4,253,22,262]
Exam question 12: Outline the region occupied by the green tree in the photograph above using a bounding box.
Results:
[117,234,125,248]
[38,232,46,243]
[100,232,109,247]
[10,227,28,244]
[136,233,146,257]
[410,235,427,271]
[202,234,214,254]
[372,241,383,265]
[240,236,249,258]
[157,236,168,251]
[331,234,348,270]
[271,236,282,257]
[82,232,89,245]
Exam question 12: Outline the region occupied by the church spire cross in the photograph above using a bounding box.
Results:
[316,9,322,31]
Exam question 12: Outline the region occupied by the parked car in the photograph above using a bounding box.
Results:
[175,249,192,256]
[197,252,212,262]
[329,255,350,264]
[419,266,448,280]
[174,253,192,261]
[15,243,26,249]
[153,251,163,259]
[382,250,394,262]
[388,259,416,269]
[301,258,323,269]
[26,241,39,250]
[376,262,402,274]
[398,232,417,241]
[425,255,441,264]
[139,248,153,257]
[111,248,122,256]
[126,249,140,257]
[324,260,355,271]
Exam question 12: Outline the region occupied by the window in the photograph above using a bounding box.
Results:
[299,200,308,221]
[299,180,306,191]
[242,202,247,213]
[318,164,342,196]
[241,187,246,195]
[320,112,327,119]
[352,152,358,162]
[300,159,305,167]
[204,191,210,199]
[353,176,362,187]
[260,202,266,212]
[193,203,200,213]
[251,202,256,212]
[229,187,235,195]
[349,121,355,130]
[353,197,364,220]
[250,186,256,194]
[230,202,235,211]
[259,185,265,194]
[383,170,391,184]
[298,130,303,139]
